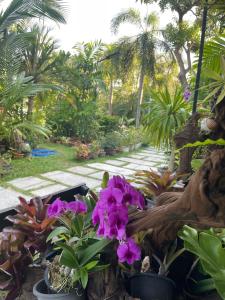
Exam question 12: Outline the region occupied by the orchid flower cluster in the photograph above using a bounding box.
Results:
[92,176,145,265]
[183,87,191,101]
[47,198,87,217]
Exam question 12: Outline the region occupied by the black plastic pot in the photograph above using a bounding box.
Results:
[126,273,176,300]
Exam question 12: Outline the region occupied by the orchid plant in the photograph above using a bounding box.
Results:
[46,195,111,292]
[92,175,145,265]
[47,176,146,293]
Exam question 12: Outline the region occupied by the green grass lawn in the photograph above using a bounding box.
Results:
[0,143,133,184]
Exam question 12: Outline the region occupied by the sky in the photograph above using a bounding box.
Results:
[47,0,176,52]
[1,0,177,52]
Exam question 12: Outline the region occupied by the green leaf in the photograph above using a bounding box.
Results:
[80,268,88,289]
[101,172,109,188]
[79,239,111,267]
[179,226,225,299]
[57,243,79,268]
[90,264,110,273]
[46,226,70,243]
[84,260,98,270]
[216,87,225,105]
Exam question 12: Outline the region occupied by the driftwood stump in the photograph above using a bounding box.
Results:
[128,149,225,249]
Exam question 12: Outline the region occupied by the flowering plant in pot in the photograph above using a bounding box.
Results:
[123,238,185,300]
[91,175,185,300]
[33,195,111,300]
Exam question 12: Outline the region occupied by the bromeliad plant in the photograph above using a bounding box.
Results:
[0,196,55,300]
[134,169,179,199]
[46,196,111,292]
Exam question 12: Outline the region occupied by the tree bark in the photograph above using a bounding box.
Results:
[108,79,113,115]
[174,48,189,89]
[168,143,175,171]
[127,149,225,249]
[174,113,201,175]
[27,96,34,120]
[136,66,145,128]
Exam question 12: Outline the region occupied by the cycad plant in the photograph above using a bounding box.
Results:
[111,9,162,128]
[143,86,190,170]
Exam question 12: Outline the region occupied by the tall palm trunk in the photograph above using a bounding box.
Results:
[108,79,113,115]
[27,96,34,120]
[136,66,145,128]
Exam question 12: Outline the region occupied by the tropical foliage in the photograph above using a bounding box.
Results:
[143,87,190,148]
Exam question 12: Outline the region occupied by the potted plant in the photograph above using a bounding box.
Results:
[33,196,111,300]
[124,239,184,300]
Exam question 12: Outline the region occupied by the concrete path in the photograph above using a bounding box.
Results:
[0,147,168,211]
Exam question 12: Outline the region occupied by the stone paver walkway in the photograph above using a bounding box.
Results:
[0,147,168,212]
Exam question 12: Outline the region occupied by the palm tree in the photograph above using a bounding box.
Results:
[73,41,105,103]
[101,44,121,115]
[111,9,162,128]
[22,24,59,118]
[143,86,190,170]
[0,0,66,33]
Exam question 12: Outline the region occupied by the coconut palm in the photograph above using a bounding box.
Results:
[143,86,190,170]
[111,9,161,128]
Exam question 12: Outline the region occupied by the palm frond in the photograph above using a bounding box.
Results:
[0,0,66,32]
[143,86,190,148]
[145,12,159,30]
[201,35,225,73]
[111,8,142,35]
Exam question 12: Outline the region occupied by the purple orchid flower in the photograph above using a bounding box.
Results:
[47,198,66,217]
[183,88,191,101]
[66,200,87,214]
[117,238,141,265]
[99,187,124,208]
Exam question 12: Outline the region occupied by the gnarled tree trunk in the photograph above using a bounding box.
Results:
[128,149,225,250]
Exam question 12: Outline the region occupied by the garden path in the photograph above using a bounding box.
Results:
[0,147,168,212]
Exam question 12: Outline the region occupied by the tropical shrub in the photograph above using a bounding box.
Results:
[74,144,90,160]
[120,127,143,147]
[101,131,123,154]
[89,140,102,159]
[47,101,100,143]
[98,115,120,134]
